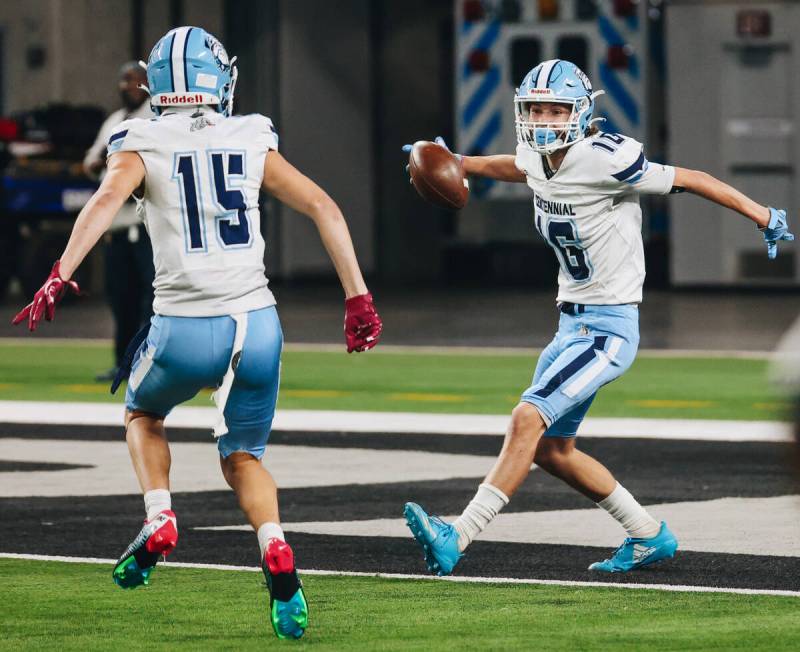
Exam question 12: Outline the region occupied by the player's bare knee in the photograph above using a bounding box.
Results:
[509,402,546,440]
[124,409,164,431]
[220,451,258,483]
[535,444,565,472]
[533,445,556,471]
[534,438,575,471]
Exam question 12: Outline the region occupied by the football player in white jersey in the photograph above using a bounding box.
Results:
[403,59,793,577]
[13,27,383,639]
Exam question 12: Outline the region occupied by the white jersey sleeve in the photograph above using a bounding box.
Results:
[594,134,675,195]
[106,117,154,157]
[105,110,280,317]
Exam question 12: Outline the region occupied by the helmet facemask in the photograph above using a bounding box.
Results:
[219,57,238,117]
[514,95,595,155]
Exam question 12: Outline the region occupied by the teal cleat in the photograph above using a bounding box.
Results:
[262,538,308,639]
[589,521,678,573]
[112,510,178,589]
[403,502,463,576]
[270,588,308,640]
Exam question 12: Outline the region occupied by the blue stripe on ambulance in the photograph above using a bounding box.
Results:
[460,20,503,196]
[598,63,639,126]
[461,20,500,80]
[463,66,500,128]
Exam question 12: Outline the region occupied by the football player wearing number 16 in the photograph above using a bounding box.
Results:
[403,59,793,577]
[12,27,382,639]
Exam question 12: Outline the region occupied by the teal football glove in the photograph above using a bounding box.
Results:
[761,207,794,260]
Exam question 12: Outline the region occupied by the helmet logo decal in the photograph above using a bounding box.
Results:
[205,35,230,71]
[574,68,592,91]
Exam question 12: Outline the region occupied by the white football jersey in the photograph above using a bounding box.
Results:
[515,132,675,305]
[107,108,278,317]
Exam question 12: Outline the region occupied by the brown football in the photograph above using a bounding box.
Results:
[408,140,469,210]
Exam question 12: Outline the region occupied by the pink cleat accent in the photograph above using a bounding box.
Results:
[144,510,178,557]
[264,537,295,575]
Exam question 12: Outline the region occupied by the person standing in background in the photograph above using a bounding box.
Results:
[83,62,155,381]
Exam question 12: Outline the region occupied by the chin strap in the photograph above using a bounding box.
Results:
[225,57,239,117]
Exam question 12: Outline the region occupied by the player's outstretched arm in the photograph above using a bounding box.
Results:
[461,154,526,183]
[402,137,525,183]
[262,150,382,352]
[60,152,145,279]
[672,166,794,259]
[11,151,145,331]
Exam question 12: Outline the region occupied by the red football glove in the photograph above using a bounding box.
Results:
[344,293,382,353]
[11,260,81,332]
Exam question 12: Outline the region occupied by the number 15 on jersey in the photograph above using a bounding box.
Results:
[173,150,253,252]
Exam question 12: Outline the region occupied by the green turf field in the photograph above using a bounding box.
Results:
[0,341,788,420]
[2,559,798,651]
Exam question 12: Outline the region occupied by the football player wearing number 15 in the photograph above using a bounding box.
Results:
[12,27,382,639]
[403,59,793,577]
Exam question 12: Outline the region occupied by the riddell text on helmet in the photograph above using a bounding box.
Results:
[159,94,207,104]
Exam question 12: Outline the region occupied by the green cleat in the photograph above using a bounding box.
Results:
[112,510,178,589]
[262,538,308,639]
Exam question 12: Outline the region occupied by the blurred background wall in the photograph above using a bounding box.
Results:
[0,0,797,294]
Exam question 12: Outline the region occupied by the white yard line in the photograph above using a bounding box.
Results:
[0,400,792,442]
[1,552,797,598]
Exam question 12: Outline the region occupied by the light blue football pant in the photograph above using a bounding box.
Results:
[125,306,282,459]
[521,304,639,437]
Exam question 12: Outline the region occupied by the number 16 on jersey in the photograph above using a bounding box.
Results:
[173,149,252,252]
[535,212,593,283]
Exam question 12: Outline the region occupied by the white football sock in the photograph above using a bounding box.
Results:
[144,489,172,521]
[257,522,286,558]
[452,483,509,552]
[597,483,660,539]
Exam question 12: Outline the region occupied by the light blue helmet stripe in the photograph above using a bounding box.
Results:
[183,27,194,92]
[530,65,541,87]
[170,26,192,93]
[166,33,175,92]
